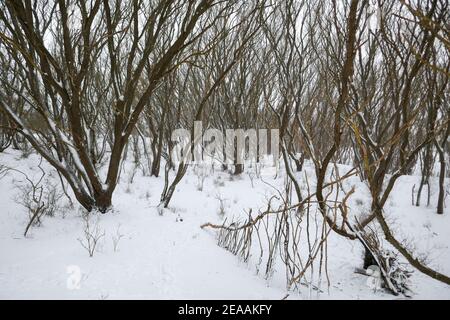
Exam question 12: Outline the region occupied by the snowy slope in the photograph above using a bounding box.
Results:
[0,150,449,299]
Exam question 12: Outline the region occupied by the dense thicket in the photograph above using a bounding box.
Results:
[0,0,449,289]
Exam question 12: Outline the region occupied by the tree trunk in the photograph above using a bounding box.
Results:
[94,191,113,213]
[436,149,445,214]
[234,163,244,175]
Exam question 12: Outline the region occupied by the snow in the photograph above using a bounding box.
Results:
[0,150,449,299]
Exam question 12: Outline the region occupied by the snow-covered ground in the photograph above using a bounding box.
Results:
[0,150,449,299]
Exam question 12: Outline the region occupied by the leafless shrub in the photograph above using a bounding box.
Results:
[247,171,255,188]
[78,213,105,257]
[254,163,262,179]
[111,224,124,252]
[203,180,334,293]
[194,164,208,192]
[128,161,139,186]
[215,193,228,217]
[213,176,225,188]
[10,159,63,236]
[0,114,14,152]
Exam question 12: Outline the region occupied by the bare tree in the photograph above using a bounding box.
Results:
[0,0,237,212]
